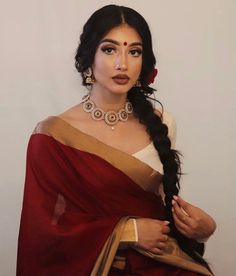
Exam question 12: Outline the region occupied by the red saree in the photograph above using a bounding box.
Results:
[17,116,212,276]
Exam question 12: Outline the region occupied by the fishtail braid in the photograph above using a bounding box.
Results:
[128,88,211,270]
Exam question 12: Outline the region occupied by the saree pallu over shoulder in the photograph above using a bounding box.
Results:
[17,116,213,276]
[34,116,163,193]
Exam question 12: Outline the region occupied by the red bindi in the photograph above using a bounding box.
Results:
[123,42,127,46]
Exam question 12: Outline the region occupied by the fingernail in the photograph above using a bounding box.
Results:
[173,195,178,200]
[172,199,175,205]
[164,220,170,225]
[171,207,174,212]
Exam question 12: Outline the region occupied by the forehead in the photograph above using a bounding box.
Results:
[101,24,142,43]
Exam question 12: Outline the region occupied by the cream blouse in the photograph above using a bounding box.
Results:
[133,110,177,174]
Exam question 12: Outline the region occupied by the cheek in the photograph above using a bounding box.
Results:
[93,58,113,77]
[132,59,142,77]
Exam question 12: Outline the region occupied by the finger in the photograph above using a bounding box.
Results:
[172,209,190,234]
[173,196,193,216]
[156,220,170,226]
[154,220,170,234]
[172,201,190,225]
[149,247,163,255]
[156,242,167,249]
[159,234,169,242]
[162,225,170,234]
[172,210,198,239]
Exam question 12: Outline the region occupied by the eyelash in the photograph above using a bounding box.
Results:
[101,47,142,57]
[101,47,115,54]
[130,49,143,57]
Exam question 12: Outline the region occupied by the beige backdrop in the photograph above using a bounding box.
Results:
[1,0,235,275]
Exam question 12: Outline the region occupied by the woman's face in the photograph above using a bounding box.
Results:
[92,24,143,95]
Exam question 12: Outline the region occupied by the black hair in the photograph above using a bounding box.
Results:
[75,4,155,92]
[75,4,211,271]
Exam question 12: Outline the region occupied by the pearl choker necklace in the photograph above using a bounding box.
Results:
[82,94,133,130]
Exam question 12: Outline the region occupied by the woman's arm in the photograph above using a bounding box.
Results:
[172,196,216,241]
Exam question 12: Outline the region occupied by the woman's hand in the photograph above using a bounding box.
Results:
[136,218,170,254]
[172,196,216,241]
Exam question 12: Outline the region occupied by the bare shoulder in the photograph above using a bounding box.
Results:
[58,103,86,122]
[57,103,97,133]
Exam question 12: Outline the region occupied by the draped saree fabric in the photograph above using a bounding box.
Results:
[17,116,213,276]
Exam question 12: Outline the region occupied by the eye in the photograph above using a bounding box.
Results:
[129,49,143,57]
[101,47,115,55]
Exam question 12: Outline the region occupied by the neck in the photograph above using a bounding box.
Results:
[89,87,127,111]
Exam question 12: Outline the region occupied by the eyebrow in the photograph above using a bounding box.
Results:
[99,38,143,47]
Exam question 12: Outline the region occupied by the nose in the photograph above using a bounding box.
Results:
[115,52,128,71]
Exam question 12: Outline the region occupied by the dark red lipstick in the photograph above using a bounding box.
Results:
[112,74,130,85]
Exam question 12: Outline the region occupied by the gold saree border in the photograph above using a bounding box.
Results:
[34,116,162,192]
[91,220,213,276]
[136,239,213,276]
[91,216,132,276]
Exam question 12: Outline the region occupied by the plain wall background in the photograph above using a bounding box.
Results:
[1,0,235,275]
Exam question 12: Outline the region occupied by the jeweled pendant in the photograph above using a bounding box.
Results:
[91,108,104,120]
[104,111,119,126]
[83,99,94,112]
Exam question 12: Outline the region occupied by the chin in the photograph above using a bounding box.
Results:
[110,84,134,94]
[95,81,134,95]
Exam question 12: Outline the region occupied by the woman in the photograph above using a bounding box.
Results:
[17,4,216,276]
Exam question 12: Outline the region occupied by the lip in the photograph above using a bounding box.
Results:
[112,74,130,85]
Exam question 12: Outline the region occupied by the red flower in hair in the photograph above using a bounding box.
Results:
[146,68,158,85]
